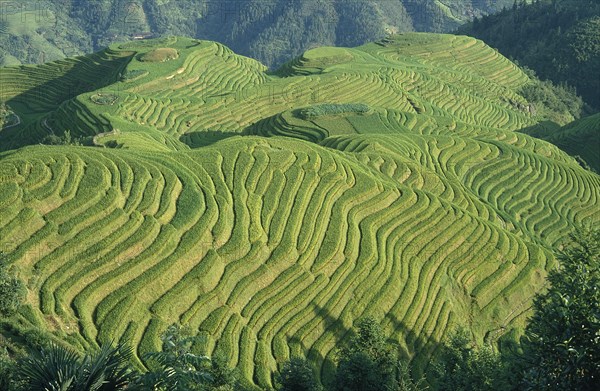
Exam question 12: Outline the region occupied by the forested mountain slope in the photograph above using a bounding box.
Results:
[0,0,516,68]
[458,0,600,109]
[0,34,598,389]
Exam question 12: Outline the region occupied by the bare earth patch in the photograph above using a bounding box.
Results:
[140,48,179,63]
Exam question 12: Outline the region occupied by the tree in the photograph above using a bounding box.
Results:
[276,357,321,391]
[520,227,600,390]
[334,317,425,391]
[472,16,480,31]
[0,349,16,391]
[17,342,135,391]
[0,103,5,129]
[397,361,428,391]
[41,130,82,146]
[205,352,237,391]
[136,324,237,390]
[0,253,26,316]
[432,328,511,391]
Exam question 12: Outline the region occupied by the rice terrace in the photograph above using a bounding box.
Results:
[0,8,598,390]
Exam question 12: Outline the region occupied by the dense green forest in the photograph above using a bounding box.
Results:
[0,0,517,68]
[458,0,600,109]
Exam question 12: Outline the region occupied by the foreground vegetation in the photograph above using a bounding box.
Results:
[0,33,598,388]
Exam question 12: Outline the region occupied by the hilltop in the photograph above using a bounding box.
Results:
[0,0,518,69]
[0,34,598,389]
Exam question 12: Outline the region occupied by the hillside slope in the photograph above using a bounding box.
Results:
[522,113,600,173]
[0,34,598,389]
[0,0,517,68]
[457,0,600,109]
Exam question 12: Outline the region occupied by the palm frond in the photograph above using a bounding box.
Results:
[18,343,82,391]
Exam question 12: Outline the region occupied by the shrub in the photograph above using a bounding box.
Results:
[334,317,426,391]
[0,255,26,317]
[136,324,237,390]
[0,350,15,391]
[520,227,600,390]
[41,130,82,146]
[276,357,321,391]
[432,328,512,391]
[298,103,370,120]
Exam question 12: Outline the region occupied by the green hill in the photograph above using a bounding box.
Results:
[0,34,598,389]
[0,0,518,69]
[522,113,600,173]
[457,0,600,109]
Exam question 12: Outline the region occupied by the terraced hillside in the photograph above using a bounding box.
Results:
[0,33,598,389]
[522,113,600,173]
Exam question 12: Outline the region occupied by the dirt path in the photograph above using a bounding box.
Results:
[1,113,21,130]
[93,128,120,146]
[42,118,53,134]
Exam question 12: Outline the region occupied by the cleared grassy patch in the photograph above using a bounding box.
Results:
[139,48,179,63]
